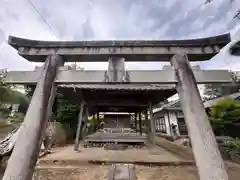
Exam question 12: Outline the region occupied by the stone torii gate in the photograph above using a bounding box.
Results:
[3,34,233,180]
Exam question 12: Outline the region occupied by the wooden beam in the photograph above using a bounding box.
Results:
[87,101,149,107]
[2,55,63,180]
[74,101,84,151]
[170,53,228,180]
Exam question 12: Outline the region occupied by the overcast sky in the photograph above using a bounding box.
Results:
[0,0,240,71]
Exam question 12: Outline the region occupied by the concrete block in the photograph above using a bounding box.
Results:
[108,164,136,180]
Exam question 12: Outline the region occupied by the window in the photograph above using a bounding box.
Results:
[155,116,166,133]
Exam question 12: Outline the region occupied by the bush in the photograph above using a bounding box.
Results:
[209,98,240,138]
[218,139,240,163]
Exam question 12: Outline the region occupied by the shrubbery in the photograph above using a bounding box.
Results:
[208,98,240,163]
[209,98,240,138]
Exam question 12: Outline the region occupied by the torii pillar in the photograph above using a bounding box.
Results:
[171,53,228,180]
[2,54,64,180]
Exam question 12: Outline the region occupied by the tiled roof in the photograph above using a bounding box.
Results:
[204,92,240,108]
[164,100,181,109]
[58,84,176,91]
[153,100,181,113]
[155,92,240,114]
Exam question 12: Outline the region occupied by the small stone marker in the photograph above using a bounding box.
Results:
[108,164,136,180]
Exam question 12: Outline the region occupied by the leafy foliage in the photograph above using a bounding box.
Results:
[7,112,25,125]
[24,85,36,99]
[227,139,240,149]
[0,70,17,104]
[24,85,79,126]
[54,93,79,124]
[233,10,240,19]
[209,98,240,137]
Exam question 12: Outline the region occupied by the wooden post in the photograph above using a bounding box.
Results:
[166,110,173,137]
[149,103,155,144]
[170,53,228,180]
[97,111,100,121]
[134,112,137,132]
[92,112,96,132]
[74,101,84,151]
[2,55,63,180]
[139,112,142,135]
[94,110,99,132]
[144,110,148,134]
[81,106,89,140]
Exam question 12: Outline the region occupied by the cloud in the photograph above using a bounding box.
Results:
[0,0,239,71]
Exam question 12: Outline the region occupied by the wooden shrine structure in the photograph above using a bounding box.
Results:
[3,33,234,180]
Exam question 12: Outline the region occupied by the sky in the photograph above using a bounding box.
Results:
[0,0,240,71]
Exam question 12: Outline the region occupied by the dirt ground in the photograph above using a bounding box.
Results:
[34,164,240,180]
[34,145,240,180]
[34,165,198,180]
[34,165,109,180]
[39,145,182,165]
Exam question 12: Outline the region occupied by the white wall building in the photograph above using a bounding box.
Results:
[153,92,240,137]
[153,100,188,137]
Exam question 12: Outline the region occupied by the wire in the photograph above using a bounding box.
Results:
[26,0,60,40]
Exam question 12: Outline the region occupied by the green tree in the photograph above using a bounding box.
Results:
[204,72,240,100]
[0,70,17,105]
[54,93,78,124]
[24,85,35,99]
[24,85,79,124]
[209,98,240,137]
